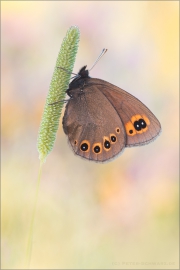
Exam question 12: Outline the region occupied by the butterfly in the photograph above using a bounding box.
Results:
[62,49,161,162]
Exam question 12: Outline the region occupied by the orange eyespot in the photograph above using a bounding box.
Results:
[130,114,150,126]
[92,143,102,154]
[131,114,142,123]
[125,122,136,136]
[80,140,90,152]
[142,115,150,125]
[125,114,150,136]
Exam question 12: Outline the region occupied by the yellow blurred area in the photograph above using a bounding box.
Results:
[1,1,179,269]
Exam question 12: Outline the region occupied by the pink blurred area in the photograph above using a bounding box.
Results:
[1,1,179,269]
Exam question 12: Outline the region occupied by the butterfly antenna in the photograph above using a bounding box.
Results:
[89,48,108,72]
[57,66,77,76]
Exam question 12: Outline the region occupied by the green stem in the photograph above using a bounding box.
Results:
[26,25,80,268]
[26,162,43,268]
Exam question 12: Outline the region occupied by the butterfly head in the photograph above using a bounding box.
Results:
[78,65,89,78]
[67,66,90,96]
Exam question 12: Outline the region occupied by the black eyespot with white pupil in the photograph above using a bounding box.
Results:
[134,119,147,131]
[104,140,111,149]
[94,146,100,153]
[80,143,88,151]
[111,136,116,142]
[134,121,141,131]
[139,119,147,129]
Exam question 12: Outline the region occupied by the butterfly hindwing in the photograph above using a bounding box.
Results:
[63,85,126,162]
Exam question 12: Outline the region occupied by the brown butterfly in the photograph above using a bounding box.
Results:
[62,49,161,162]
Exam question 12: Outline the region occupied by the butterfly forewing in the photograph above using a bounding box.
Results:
[87,78,161,147]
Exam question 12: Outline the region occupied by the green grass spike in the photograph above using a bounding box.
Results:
[37,26,80,163]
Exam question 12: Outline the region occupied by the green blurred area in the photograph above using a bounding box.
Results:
[1,1,179,269]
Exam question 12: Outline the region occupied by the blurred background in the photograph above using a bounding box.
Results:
[1,1,179,269]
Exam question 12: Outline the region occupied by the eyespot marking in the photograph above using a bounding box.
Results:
[142,115,150,125]
[92,143,102,154]
[103,136,111,151]
[110,134,117,143]
[80,140,90,152]
[139,118,147,129]
[125,114,150,136]
[116,127,120,133]
[134,120,141,131]
[125,122,136,136]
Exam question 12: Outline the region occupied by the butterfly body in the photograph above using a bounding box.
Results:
[63,66,161,162]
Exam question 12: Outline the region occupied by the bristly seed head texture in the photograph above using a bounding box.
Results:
[37,26,80,163]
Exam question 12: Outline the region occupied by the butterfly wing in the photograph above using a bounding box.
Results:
[63,84,126,162]
[87,78,161,147]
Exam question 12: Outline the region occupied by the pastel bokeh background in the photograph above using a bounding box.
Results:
[1,1,179,269]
